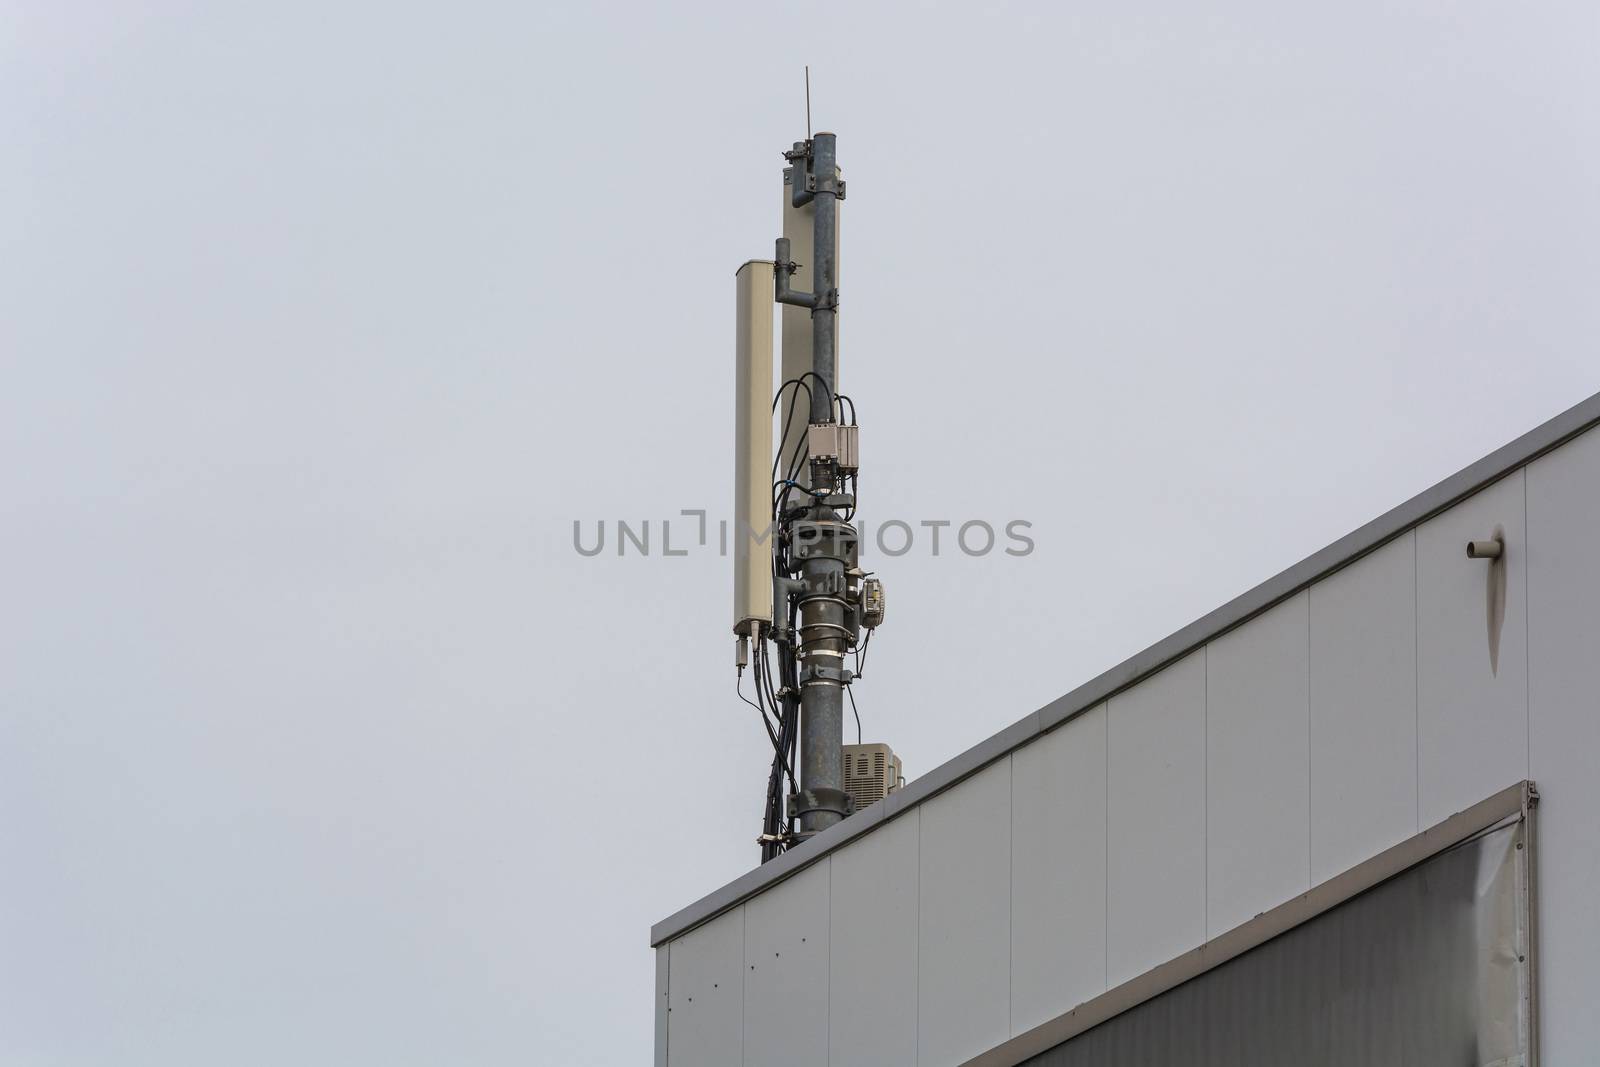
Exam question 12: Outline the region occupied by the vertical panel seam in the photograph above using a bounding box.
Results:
[828,858,835,1067]
[1413,529,1421,832]
[740,906,747,1067]
[1103,697,1111,994]
[1304,589,1313,891]
[826,858,832,1067]
[1008,749,1018,1038]
[1307,583,1316,886]
[915,805,922,1067]
[1203,644,1210,941]
[1007,754,1014,1039]
[1523,466,1531,780]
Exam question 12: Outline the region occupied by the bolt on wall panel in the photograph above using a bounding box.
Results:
[1416,472,1527,827]
[1011,704,1108,1036]
[829,809,919,1067]
[666,905,745,1067]
[1107,652,1206,987]
[1308,533,1419,884]
[1526,425,1600,1063]
[918,758,1012,1067]
[1206,593,1310,938]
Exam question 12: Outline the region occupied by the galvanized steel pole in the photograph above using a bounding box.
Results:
[807,133,838,426]
[795,132,849,839]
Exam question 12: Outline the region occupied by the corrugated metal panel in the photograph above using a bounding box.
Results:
[743,861,830,1067]
[969,784,1533,1067]
[1417,472,1528,826]
[1308,532,1418,883]
[1020,820,1531,1067]
[829,809,919,1067]
[1107,653,1206,985]
[1206,593,1309,937]
[1010,705,1108,1035]
[1527,423,1600,1061]
[919,758,1012,1065]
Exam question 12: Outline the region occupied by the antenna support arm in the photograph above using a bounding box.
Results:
[774,236,839,313]
[773,237,817,308]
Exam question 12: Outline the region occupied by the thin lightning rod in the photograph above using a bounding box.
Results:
[805,66,811,140]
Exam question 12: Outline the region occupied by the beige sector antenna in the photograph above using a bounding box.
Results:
[733,260,775,638]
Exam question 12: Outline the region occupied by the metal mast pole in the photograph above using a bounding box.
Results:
[797,132,845,838]
[806,133,839,426]
[775,132,853,840]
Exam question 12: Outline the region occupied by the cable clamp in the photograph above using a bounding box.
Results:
[798,662,853,687]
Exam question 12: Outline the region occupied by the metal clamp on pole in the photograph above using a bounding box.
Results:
[787,787,852,840]
[797,662,854,688]
[784,140,814,208]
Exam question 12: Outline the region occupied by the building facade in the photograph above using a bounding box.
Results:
[653,391,1600,1066]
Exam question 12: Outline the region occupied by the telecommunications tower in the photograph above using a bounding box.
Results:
[732,129,898,864]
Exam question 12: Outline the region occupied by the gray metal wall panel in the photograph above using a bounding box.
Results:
[1010,705,1108,1035]
[1023,822,1529,1067]
[919,758,1012,1066]
[655,946,669,1067]
[829,809,919,1067]
[1527,424,1600,1062]
[657,398,1600,1065]
[1107,652,1206,986]
[1416,472,1528,827]
[1206,593,1310,937]
[667,905,744,1067]
[1308,533,1419,883]
[743,861,830,1067]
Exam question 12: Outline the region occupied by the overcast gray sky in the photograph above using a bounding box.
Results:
[3,3,1597,1064]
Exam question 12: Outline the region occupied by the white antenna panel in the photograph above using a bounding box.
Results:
[733,259,775,637]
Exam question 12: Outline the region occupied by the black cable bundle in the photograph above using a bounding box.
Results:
[749,378,861,863]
